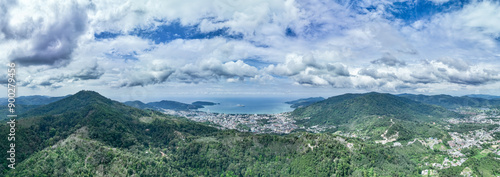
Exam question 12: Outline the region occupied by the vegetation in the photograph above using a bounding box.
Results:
[192,101,219,106]
[292,92,460,126]
[147,100,203,110]
[1,91,498,176]
[123,100,158,110]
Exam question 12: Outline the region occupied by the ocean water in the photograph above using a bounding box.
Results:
[195,97,296,114]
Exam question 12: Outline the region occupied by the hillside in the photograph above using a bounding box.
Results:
[398,94,500,109]
[192,101,219,106]
[292,92,459,126]
[465,94,500,100]
[285,97,325,108]
[123,100,158,110]
[0,95,69,121]
[2,91,498,176]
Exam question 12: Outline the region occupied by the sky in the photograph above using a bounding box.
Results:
[1,0,500,101]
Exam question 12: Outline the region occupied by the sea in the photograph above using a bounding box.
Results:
[174,97,297,114]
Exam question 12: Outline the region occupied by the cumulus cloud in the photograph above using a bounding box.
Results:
[175,59,259,83]
[2,0,500,96]
[3,0,90,66]
[20,64,104,89]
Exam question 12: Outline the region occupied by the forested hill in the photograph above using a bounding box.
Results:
[292,92,460,126]
[2,91,498,176]
[398,93,500,109]
[285,97,325,108]
[0,95,68,105]
[0,90,218,175]
[122,100,158,110]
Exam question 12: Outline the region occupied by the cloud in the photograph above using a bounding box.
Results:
[174,59,259,83]
[4,1,90,66]
[20,64,104,89]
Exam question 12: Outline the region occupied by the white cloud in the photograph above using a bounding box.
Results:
[427,0,451,4]
[2,0,500,97]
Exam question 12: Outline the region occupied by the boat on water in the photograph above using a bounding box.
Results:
[236,104,245,107]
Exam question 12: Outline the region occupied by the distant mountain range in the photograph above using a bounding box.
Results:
[285,97,325,108]
[1,91,498,176]
[0,95,68,105]
[292,92,459,126]
[0,94,216,120]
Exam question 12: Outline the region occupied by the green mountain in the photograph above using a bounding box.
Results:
[398,94,500,109]
[0,95,68,106]
[1,91,498,176]
[464,94,500,100]
[147,100,202,111]
[123,100,158,110]
[192,101,219,106]
[292,92,458,126]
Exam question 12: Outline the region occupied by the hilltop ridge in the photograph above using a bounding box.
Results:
[292,92,459,126]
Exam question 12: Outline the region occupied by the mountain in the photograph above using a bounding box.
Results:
[0,90,218,175]
[124,100,217,111]
[290,92,465,142]
[147,100,202,110]
[0,105,39,121]
[192,101,219,106]
[0,95,68,105]
[292,92,458,126]
[285,97,325,108]
[398,94,500,109]
[0,95,70,120]
[464,94,500,100]
[0,90,369,176]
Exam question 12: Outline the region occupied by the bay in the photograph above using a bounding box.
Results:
[195,97,296,114]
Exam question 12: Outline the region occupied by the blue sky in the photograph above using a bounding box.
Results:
[1,0,500,101]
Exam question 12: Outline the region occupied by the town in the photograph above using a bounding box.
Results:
[163,110,298,134]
